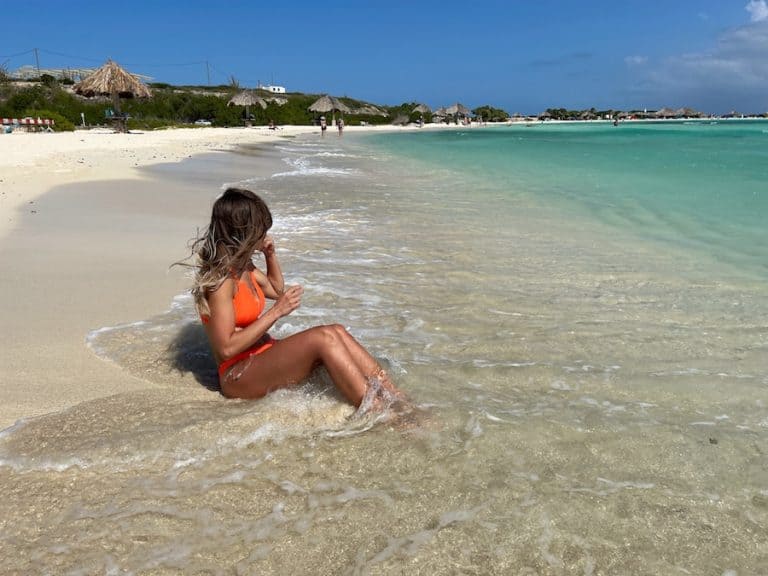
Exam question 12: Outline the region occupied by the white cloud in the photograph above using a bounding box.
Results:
[624,55,648,66]
[628,22,768,112]
[746,0,768,22]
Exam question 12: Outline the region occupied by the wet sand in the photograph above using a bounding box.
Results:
[0,126,315,428]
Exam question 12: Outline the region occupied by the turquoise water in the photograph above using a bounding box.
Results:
[2,125,767,574]
[367,121,768,281]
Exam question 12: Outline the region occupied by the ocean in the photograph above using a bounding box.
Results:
[1,121,767,574]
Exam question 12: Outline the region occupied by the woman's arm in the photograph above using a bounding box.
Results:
[204,278,303,362]
[259,235,284,298]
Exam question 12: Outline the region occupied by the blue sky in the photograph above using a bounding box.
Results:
[2,0,767,114]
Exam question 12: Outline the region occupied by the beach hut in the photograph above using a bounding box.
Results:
[73,59,152,132]
[228,90,267,125]
[655,107,676,119]
[308,95,351,125]
[445,103,470,121]
[412,104,431,114]
[674,107,702,118]
[431,107,448,123]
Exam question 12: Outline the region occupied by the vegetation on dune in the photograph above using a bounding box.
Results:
[0,76,445,131]
[1,74,519,131]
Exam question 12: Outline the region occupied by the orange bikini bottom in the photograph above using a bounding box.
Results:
[218,337,276,378]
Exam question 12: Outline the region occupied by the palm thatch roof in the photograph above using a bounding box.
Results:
[445,103,470,116]
[73,59,151,99]
[228,90,267,109]
[412,103,431,114]
[674,107,702,118]
[308,95,352,114]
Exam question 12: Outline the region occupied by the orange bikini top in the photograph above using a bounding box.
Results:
[201,270,266,327]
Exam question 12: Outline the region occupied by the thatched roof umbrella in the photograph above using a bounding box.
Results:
[228,90,267,124]
[445,103,470,117]
[412,103,431,114]
[432,107,447,123]
[674,107,702,118]
[308,95,351,124]
[73,59,151,115]
[655,107,676,119]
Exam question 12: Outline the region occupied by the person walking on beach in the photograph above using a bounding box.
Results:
[183,188,400,407]
[320,116,327,135]
[337,118,344,135]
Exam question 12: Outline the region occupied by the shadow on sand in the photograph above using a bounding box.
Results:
[165,322,220,392]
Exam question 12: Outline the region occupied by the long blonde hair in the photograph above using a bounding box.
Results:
[182,188,273,315]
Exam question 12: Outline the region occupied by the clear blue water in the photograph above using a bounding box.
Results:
[366,121,768,281]
[2,125,767,573]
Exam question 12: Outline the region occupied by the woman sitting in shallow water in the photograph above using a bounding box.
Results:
[186,187,400,407]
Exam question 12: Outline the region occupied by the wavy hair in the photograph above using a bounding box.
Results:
[180,188,273,315]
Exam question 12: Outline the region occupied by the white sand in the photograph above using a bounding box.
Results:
[0,126,320,240]
[0,126,320,429]
[0,122,467,429]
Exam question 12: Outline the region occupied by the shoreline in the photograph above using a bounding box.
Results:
[0,121,470,430]
[0,122,469,242]
[2,117,766,430]
[0,126,321,430]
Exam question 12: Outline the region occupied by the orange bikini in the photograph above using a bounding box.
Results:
[201,270,276,378]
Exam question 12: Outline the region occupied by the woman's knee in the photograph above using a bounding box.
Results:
[329,323,349,339]
[313,324,347,352]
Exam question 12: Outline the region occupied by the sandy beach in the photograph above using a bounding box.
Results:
[0,126,322,429]
[0,122,461,430]
[2,120,766,574]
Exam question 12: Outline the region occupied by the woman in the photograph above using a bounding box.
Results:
[186,187,399,407]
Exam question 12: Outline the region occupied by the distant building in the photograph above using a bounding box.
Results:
[263,85,286,94]
[10,65,152,82]
[11,65,95,81]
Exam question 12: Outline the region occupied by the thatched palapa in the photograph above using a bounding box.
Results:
[309,95,352,125]
[74,60,151,100]
[227,90,268,126]
[228,90,267,109]
[445,103,470,116]
[308,95,352,115]
[412,104,432,114]
[73,59,151,132]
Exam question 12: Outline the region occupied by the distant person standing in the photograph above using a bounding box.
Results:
[337,118,344,135]
[320,116,327,135]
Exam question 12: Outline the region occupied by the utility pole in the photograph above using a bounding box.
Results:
[34,47,40,76]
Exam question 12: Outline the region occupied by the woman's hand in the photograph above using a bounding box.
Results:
[261,235,276,258]
[272,284,303,318]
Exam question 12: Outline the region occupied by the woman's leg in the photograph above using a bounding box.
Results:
[329,325,400,396]
[220,324,370,405]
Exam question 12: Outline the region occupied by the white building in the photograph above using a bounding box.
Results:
[263,85,286,94]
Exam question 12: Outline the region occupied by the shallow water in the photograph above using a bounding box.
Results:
[1,126,767,574]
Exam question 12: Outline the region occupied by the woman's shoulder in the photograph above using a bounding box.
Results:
[209,275,238,298]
